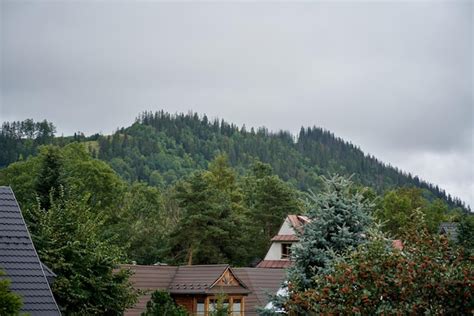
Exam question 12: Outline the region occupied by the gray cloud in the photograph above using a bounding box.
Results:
[1,0,472,206]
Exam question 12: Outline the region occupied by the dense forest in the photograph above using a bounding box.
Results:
[0,112,469,211]
[0,113,471,314]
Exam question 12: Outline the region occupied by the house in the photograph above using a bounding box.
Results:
[257,215,308,268]
[122,264,285,316]
[0,186,61,315]
[438,222,459,241]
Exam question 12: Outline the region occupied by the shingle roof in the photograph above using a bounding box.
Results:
[121,265,179,316]
[256,260,293,269]
[233,268,286,316]
[122,264,286,316]
[168,264,229,294]
[167,264,249,295]
[0,186,60,316]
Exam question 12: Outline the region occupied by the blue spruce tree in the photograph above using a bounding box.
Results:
[288,175,373,290]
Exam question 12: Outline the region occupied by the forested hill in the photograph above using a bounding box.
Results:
[0,111,468,211]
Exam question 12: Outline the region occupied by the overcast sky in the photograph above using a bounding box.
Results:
[1,0,472,207]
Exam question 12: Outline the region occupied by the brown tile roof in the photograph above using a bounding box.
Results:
[287,214,309,232]
[233,268,286,316]
[122,265,286,316]
[168,264,249,294]
[256,260,293,269]
[271,234,299,242]
[121,265,178,316]
[122,264,178,290]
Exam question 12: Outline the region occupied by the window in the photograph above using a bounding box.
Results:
[208,298,229,313]
[196,298,205,316]
[281,243,292,259]
[232,299,241,316]
[199,296,244,316]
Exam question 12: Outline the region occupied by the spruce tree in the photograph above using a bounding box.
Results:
[35,146,63,211]
[288,175,373,290]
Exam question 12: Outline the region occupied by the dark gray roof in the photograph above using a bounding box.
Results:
[0,186,61,315]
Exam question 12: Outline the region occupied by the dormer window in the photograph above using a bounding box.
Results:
[281,243,292,259]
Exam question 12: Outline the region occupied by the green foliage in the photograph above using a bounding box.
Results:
[458,214,474,255]
[32,190,138,315]
[0,119,56,168]
[35,146,63,210]
[1,114,469,211]
[0,143,152,257]
[0,270,22,316]
[375,187,449,237]
[119,182,168,264]
[0,143,126,221]
[141,291,187,316]
[209,293,230,316]
[95,111,466,211]
[169,155,252,265]
[242,161,302,259]
[288,175,373,290]
[284,218,473,315]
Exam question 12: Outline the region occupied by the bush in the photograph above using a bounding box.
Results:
[0,271,22,316]
[285,223,473,315]
[141,291,187,316]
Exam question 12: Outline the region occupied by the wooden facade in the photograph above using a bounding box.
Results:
[173,294,245,315]
[170,267,248,315]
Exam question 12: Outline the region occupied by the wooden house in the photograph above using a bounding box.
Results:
[122,264,285,316]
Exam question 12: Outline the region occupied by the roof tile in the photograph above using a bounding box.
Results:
[0,186,60,315]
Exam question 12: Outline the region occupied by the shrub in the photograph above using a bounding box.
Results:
[141,291,187,316]
[285,223,473,315]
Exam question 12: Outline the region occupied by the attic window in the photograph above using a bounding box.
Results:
[281,243,292,259]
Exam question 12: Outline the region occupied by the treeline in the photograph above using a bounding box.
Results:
[0,113,469,211]
[0,119,55,167]
[103,111,468,210]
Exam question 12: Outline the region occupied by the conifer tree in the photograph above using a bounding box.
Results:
[35,146,63,211]
[288,175,373,290]
[242,161,301,260]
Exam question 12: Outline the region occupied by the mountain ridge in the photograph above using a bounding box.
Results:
[0,111,469,211]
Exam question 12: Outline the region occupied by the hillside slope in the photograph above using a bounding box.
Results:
[0,111,468,210]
